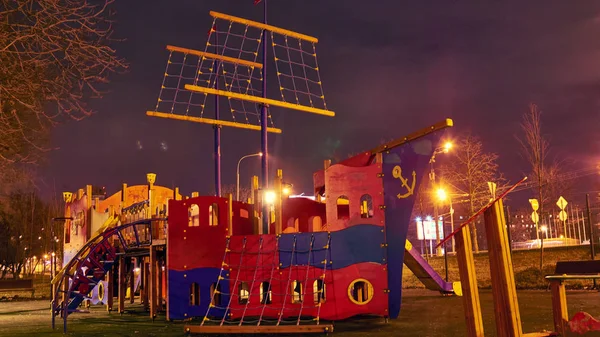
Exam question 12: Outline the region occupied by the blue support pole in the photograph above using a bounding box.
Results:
[260,0,269,234]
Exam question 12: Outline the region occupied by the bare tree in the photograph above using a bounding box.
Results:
[516,104,572,235]
[439,133,507,252]
[214,184,253,202]
[516,103,549,219]
[0,0,127,165]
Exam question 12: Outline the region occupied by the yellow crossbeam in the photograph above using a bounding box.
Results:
[210,11,319,43]
[166,45,262,69]
[184,85,335,117]
[146,111,282,134]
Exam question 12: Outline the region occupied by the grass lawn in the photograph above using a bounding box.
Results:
[1,289,600,337]
[403,244,599,290]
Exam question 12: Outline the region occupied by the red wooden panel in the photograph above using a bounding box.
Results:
[313,152,374,193]
[167,196,229,271]
[337,151,374,167]
[319,262,388,320]
[324,163,384,231]
[231,201,254,235]
[227,235,279,319]
[227,261,387,321]
[276,198,327,234]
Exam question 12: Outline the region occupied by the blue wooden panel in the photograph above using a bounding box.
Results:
[382,133,444,319]
[278,224,385,270]
[167,268,229,320]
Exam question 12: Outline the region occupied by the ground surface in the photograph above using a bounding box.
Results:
[1,289,599,337]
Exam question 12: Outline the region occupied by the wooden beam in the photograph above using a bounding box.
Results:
[369,119,453,155]
[166,45,263,69]
[484,198,522,337]
[157,256,164,312]
[106,270,113,312]
[118,257,126,313]
[209,11,319,43]
[455,226,485,337]
[184,324,334,334]
[149,247,157,318]
[227,193,233,236]
[129,259,135,304]
[146,111,282,134]
[550,281,568,336]
[184,85,335,117]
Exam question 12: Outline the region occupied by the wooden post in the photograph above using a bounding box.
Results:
[143,260,149,309]
[275,169,283,235]
[86,185,92,207]
[484,199,522,337]
[118,257,126,313]
[130,259,135,304]
[149,246,157,318]
[455,226,484,337]
[251,176,260,235]
[140,258,146,306]
[550,281,568,336]
[157,255,164,312]
[227,193,233,236]
[106,270,113,311]
[122,183,128,209]
[147,173,156,216]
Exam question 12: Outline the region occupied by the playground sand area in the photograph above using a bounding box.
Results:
[1,289,599,337]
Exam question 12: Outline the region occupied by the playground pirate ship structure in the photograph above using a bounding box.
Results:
[50,10,459,334]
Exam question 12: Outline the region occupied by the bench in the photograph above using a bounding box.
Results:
[0,279,35,298]
[545,260,600,335]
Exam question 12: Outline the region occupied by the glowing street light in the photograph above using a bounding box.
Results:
[436,188,448,202]
[443,141,453,153]
[263,190,277,205]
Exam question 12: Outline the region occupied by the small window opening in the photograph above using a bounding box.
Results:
[209,203,219,226]
[313,279,326,304]
[291,280,303,303]
[238,282,249,304]
[260,281,271,304]
[190,282,200,306]
[188,204,200,227]
[210,282,222,306]
[360,194,373,218]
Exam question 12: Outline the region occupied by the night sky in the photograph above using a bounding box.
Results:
[45,1,600,202]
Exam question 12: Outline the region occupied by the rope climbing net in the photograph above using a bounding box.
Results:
[271,32,328,112]
[186,233,332,333]
[147,11,334,133]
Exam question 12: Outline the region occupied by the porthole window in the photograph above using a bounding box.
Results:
[347,278,374,305]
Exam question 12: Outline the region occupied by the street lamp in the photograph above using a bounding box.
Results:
[430,141,453,256]
[263,190,277,205]
[436,188,469,254]
[237,152,263,201]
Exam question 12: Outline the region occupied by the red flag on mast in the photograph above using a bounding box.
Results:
[254,0,261,5]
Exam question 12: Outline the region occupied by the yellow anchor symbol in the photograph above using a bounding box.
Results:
[392,165,416,199]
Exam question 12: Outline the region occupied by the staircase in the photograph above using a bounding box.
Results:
[52,215,163,333]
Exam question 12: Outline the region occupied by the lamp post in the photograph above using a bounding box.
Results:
[237,152,263,201]
[436,188,469,281]
[430,141,452,256]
